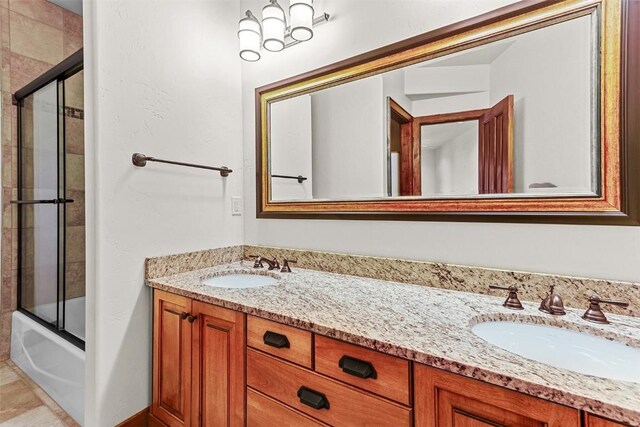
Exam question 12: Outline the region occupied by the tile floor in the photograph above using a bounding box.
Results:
[0,360,78,426]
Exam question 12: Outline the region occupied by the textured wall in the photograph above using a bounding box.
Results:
[83,1,243,425]
[0,0,82,360]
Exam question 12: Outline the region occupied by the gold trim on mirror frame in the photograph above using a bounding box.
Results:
[256,0,639,225]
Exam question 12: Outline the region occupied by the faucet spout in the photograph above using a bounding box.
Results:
[539,285,566,315]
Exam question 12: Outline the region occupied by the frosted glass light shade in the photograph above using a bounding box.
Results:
[290,0,314,41]
[238,11,261,62]
[262,0,286,52]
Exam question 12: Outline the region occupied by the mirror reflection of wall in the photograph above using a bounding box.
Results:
[269,12,597,202]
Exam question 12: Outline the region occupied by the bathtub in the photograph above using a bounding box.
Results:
[10,303,85,425]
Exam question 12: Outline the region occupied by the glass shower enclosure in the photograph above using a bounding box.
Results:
[13,51,85,349]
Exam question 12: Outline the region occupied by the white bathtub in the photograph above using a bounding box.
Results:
[10,306,85,425]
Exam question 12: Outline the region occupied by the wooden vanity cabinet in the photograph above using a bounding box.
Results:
[151,290,245,427]
[414,364,580,427]
[150,294,631,427]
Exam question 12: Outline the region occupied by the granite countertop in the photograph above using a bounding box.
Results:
[146,262,640,426]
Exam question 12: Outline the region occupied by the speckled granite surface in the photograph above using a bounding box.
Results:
[145,246,243,279]
[244,245,640,317]
[147,262,640,426]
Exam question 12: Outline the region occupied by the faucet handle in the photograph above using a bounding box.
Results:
[489,285,523,310]
[281,259,297,273]
[582,294,629,324]
[247,255,263,268]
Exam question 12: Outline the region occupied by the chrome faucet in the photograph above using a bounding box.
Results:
[539,285,566,316]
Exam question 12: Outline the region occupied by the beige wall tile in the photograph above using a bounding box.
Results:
[1,92,12,148]
[8,0,63,29]
[1,145,9,189]
[65,261,84,299]
[0,8,9,51]
[65,153,83,191]
[65,225,84,263]
[65,117,83,155]
[0,312,10,359]
[65,189,84,226]
[63,69,82,110]
[10,52,52,93]
[9,12,62,66]
[62,9,81,58]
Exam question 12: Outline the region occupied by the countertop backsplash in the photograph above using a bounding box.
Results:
[144,244,639,317]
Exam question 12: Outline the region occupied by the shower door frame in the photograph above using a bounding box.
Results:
[13,49,84,350]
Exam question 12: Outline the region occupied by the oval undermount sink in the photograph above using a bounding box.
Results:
[201,273,278,289]
[472,321,640,383]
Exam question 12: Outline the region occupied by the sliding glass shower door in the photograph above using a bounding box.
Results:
[15,61,85,349]
[18,81,60,326]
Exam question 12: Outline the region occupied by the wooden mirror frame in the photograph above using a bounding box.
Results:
[256,0,640,225]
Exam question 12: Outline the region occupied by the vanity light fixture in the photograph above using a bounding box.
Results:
[238,11,262,62]
[289,0,314,41]
[262,0,286,52]
[237,0,329,62]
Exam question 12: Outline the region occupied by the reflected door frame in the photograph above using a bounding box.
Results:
[388,98,420,196]
[412,96,514,197]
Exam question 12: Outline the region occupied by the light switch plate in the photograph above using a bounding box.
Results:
[231,196,242,216]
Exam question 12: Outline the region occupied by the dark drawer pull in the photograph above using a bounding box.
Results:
[339,355,377,379]
[297,386,330,410]
[263,331,290,349]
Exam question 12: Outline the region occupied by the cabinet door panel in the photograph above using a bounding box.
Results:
[584,414,628,427]
[152,290,192,427]
[192,301,245,427]
[414,364,580,427]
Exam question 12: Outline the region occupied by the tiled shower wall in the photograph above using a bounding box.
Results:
[0,0,82,360]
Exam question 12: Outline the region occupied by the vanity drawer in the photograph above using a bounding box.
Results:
[247,388,328,427]
[247,315,313,368]
[314,335,411,405]
[247,349,412,426]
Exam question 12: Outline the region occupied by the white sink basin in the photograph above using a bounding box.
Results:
[472,321,640,383]
[201,273,278,289]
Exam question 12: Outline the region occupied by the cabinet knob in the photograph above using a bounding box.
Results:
[297,386,330,410]
[180,312,188,320]
[339,355,377,379]
[187,314,197,323]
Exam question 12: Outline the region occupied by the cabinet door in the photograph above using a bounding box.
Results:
[191,301,245,427]
[152,290,193,427]
[414,364,580,427]
[584,414,628,427]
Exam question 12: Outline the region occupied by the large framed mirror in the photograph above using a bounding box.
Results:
[256,0,640,224]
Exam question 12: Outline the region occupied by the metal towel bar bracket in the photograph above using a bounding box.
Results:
[132,153,232,177]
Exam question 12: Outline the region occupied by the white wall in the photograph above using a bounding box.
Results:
[241,0,640,284]
[84,1,243,425]
[270,96,313,201]
[489,15,592,193]
[423,125,478,196]
[310,76,386,199]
